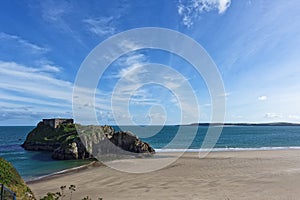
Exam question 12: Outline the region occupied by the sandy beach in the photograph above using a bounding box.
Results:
[28,150,300,200]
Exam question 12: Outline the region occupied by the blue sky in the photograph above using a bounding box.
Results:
[0,0,300,125]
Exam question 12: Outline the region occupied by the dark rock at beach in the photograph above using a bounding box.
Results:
[22,119,155,160]
[52,137,91,160]
[110,131,155,154]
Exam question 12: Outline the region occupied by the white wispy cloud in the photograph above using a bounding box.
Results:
[288,115,300,120]
[178,0,231,27]
[0,32,64,75]
[0,61,114,124]
[0,61,73,111]
[40,64,61,73]
[258,95,267,101]
[0,32,49,54]
[219,92,231,97]
[120,39,142,50]
[231,114,243,119]
[39,1,86,46]
[40,1,70,22]
[0,61,62,74]
[83,17,116,37]
[263,113,300,122]
[116,53,148,82]
[264,113,283,119]
[217,92,231,101]
[218,0,231,13]
[108,53,201,125]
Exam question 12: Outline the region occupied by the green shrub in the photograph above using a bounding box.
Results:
[39,185,102,200]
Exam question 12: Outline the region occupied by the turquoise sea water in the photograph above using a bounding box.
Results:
[0,126,90,181]
[1,125,300,180]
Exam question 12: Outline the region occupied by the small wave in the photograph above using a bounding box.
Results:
[154,146,300,153]
[26,161,96,183]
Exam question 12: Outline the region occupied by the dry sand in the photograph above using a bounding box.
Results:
[28,150,300,200]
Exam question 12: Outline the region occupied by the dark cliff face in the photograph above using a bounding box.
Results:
[109,131,155,154]
[51,137,91,160]
[22,122,155,160]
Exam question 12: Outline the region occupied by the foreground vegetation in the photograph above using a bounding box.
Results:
[40,185,103,200]
[0,158,103,199]
[0,158,35,199]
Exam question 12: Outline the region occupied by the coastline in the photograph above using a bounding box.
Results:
[28,149,300,200]
[155,146,300,152]
[26,146,300,182]
[26,161,101,184]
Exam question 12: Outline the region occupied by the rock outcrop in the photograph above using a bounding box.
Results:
[51,137,91,160]
[22,121,155,160]
[21,122,77,152]
[110,131,155,154]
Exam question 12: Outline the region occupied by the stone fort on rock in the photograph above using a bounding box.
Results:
[42,118,74,128]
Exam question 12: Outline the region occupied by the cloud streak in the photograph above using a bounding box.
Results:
[264,113,283,119]
[0,32,49,54]
[0,61,74,123]
[107,53,200,125]
[258,95,267,101]
[178,0,231,27]
[83,17,116,37]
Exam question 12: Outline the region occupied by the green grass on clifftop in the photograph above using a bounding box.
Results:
[25,123,77,143]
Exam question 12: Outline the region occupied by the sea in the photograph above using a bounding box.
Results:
[1,125,300,181]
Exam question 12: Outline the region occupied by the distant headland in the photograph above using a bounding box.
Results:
[188,122,300,126]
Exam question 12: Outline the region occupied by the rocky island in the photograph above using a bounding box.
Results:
[22,118,155,160]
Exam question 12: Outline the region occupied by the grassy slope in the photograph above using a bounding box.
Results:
[0,158,35,199]
[25,123,78,144]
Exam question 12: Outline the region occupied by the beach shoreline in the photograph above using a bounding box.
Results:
[26,161,101,184]
[28,149,300,200]
[26,147,300,183]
